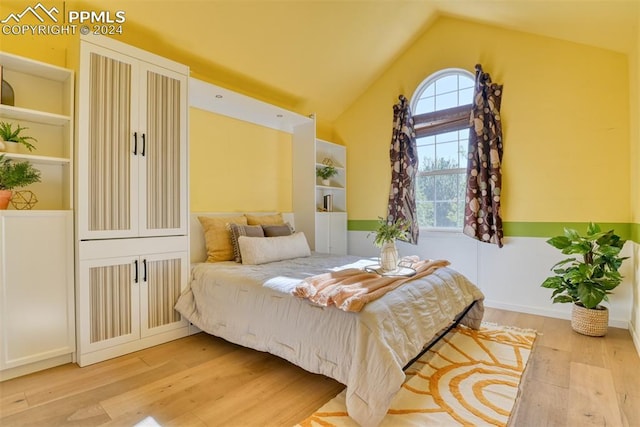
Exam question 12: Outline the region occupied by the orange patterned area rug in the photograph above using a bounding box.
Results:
[297,323,537,427]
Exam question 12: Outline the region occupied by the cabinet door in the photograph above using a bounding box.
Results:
[78,256,141,354]
[78,43,140,240]
[140,251,189,338]
[314,213,331,254]
[138,64,188,237]
[315,212,347,255]
[0,212,74,370]
[329,212,348,255]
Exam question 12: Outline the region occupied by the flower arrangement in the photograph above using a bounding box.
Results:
[371,216,409,247]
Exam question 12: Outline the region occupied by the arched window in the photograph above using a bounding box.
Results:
[411,69,474,229]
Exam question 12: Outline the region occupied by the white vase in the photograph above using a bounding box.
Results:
[0,139,6,152]
[321,178,330,186]
[3,141,19,153]
[380,241,399,272]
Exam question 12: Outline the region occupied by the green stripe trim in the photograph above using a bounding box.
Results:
[632,223,640,243]
[348,220,639,242]
[503,222,633,240]
[348,220,379,231]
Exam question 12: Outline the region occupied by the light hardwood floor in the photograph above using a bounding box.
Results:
[1,307,639,426]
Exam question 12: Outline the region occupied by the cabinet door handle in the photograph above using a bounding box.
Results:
[142,259,147,282]
[133,132,138,155]
[141,133,146,156]
[134,259,139,283]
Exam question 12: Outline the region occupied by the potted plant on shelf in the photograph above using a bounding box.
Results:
[0,122,37,152]
[0,154,41,209]
[371,216,409,272]
[316,164,337,186]
[541,222,628,336]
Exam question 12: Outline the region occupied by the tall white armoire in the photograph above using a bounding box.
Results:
[75,35,190,366]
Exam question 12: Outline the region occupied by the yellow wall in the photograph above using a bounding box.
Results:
[189,108,292,213]
[631,7,640,347]
[335,16,631,224]
[0,0,294,215]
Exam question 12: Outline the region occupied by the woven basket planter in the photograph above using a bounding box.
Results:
[571,303,608,337]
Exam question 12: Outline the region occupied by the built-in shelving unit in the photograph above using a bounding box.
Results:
[0,51,74,210]
[313,139,347,254]
[0,52,75,381]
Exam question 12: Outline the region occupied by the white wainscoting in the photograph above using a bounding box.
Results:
[631,241,640,356]
[348,230,634,329]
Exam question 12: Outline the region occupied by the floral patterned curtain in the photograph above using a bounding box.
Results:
[463,64,504,247]
[387,95,419,244]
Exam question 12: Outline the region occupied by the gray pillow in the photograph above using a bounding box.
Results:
[262,223,293,237]
[229,223,264,262]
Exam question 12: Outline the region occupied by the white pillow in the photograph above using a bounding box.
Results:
[238,232,311,265]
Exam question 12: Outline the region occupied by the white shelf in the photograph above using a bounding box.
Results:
[0,51,74,211]
[316,184,345,190]
[1,152,70,165]
[0,52,72,82]
[0,105,71,126]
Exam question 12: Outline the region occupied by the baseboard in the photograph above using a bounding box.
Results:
[0,353,73,382]
[630,320,640,358]
[483,299,629,329]
[77,327,190,367]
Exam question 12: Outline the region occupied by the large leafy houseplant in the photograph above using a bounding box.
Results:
[541,223,627,310]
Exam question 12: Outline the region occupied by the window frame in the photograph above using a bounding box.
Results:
[410,68,474,232]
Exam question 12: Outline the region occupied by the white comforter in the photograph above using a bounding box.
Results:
[175,253,484,426]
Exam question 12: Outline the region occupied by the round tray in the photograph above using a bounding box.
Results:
[364,265,416,277]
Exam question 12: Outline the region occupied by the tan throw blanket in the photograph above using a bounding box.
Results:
[292,258,450,312]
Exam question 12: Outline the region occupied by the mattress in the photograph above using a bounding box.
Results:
[175,253,484,426]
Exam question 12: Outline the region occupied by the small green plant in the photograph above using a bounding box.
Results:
[370,216,409,247]
[0,155,41,190]
[316,165,338,180]
[541,223,628,309]
[0,122,37,151]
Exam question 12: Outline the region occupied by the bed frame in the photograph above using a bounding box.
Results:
[403,300,478,370]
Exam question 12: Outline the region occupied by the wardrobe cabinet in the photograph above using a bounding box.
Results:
[76,35,189,366]
[77,36,188,240]
[77,238,188,366]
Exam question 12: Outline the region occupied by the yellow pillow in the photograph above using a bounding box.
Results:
[246,213,284,226]
[199,216,248,262]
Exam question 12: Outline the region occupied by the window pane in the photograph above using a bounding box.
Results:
[435,201,458,227]
[459,87,473,104]
[417,174,435,201]
[435,75,458,95]
[435,141,458,169]
[417,200,434,228]
[458,129,469,164]
[417,142,435,171]
[414,96,434,114]
[459,76,474,90]
[422,82,435,97]
[435,92,458,110]
[435,130,458,144]
[457,173,466,226]
[435,174,458,200]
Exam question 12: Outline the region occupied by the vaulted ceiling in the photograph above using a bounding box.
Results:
[78,0,638,123]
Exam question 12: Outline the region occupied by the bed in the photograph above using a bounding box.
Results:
[175,213,485,427]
